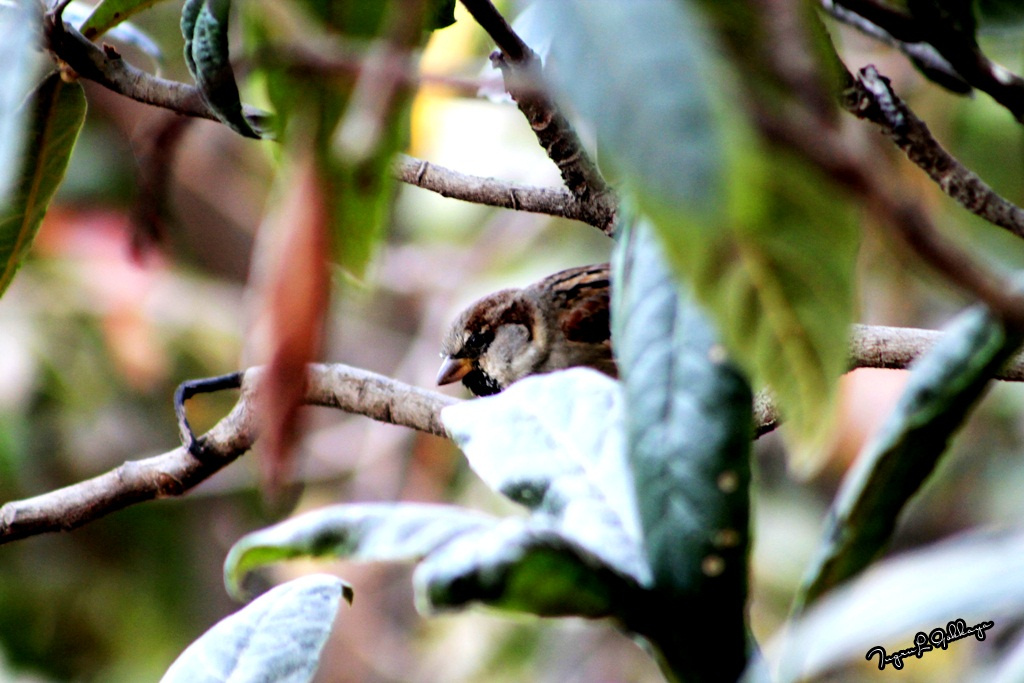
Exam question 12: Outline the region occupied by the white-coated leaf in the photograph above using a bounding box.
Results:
[161,574,346,683]
[224,503,495,599]
[796,304,1022,607]
[415,517,641,617]
[442,368,649,584]
[764,529,1024,681]
[223,503,642,622]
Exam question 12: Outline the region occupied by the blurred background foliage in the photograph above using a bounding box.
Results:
[2,1,1024,681]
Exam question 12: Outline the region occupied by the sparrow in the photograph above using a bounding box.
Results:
[437,263,616,396]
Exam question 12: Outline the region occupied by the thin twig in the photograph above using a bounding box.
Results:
[754,389,781,437]
[833,0,1024,120]
[821,0,970,93]
[393,154,616,230]
[843,66,1024,240]
[44,5,270,133]
[41,1,618,236]
[831,0,924,42]
[45,10,219,122]
[458,0,618,235]
[735,7,1024,332]
[755,94,1024,330]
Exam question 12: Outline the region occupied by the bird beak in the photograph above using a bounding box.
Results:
[436,356,473,386]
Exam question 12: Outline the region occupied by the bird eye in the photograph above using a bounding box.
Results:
[465,330,493,351]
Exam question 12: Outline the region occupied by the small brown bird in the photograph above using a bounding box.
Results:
[437,263,616,396]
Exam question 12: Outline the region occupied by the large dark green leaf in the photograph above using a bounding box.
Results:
[697,151,859,467]
[796,304,1024,609]
[612,221,753,681]
[0,73,87,298]
[537,0,721,219]
[442,368,649,583]
[224,503,494,600]
[537,0,859,458]
[0,0,39,205]
[181,0,259,138]
[162,574,347,683]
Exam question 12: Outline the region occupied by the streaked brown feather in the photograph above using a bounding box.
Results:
[439,262,616,395]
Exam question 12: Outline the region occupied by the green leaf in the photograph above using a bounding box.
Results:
[768,529,1023,681]
[978,0,1024,27]
[427,0,457,30]
[442,368,649,583]
[696,151,860,466]
[287,0,453,39]
[538,0,722,219]
[224,500,641,621]
[795,304,1024,609]
[181,0,200,78]
[612,220,753,681]
[538,0,859,459]
[245,3,408,278]
[224,503,494,600]
[161,574,347,683]
[79,0,165,42]
[0,0,40,205]
[416,522,640,617]
[0,73,87,298]
[614,221,753,597]
[181,0,259,138]
[320,146,403,278]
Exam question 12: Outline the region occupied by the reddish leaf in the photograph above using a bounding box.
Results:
[248,154,330,496]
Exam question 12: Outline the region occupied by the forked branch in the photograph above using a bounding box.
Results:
[4,325,1024,545]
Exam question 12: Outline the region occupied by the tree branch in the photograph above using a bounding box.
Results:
[842,66,1024,241]
[0,363,456,545]
[742,7,1024,329]
[832,0,1024,120]
[458,0,618,236]
[848,323,1024,379]
[4,325,1024,544]
[755,80,1024,329]
[45,8,219,122]
[821,0,970,94]
[393,154,616,230]
[42,3,618,235]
